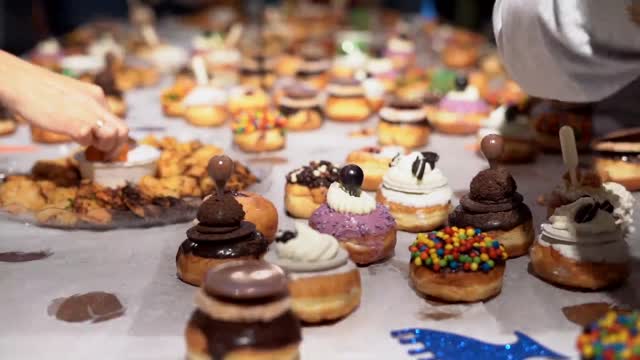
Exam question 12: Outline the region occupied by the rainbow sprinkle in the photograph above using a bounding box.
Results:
[231,110,287,135]
[409,226,508,272]
[577,311,640,360]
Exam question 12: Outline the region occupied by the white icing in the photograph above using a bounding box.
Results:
[327,83,365,97]
[387,37,415,54]
[538,197,629,263]
[381,151,452,207]
[88,35,125,60]
[367,58,393,74]
[288,260,356,280]
[478,105,534,140]
[60,55,104,75]
[276,222,340,262]
[379,106,426,123]
[142,45,188,71]
[363,78,385,99]
[35,38,60,55]
[206,48,241,65]
[192,33,221,51]
[278,95,321,108]
[444,86,481,102]
[182,86,227,107]
[334,53,367,70]
[299,59,331,73]
[326,182,375,214]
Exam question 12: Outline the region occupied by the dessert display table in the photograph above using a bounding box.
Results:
[1,19,638,360]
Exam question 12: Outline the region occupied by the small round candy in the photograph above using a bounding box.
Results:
[454,74,468,90]
[339,164,364,193]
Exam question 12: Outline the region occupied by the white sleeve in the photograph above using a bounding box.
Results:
[493,0,640,102]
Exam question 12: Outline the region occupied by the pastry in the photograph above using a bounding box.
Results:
[137,43,188,73]
[30,126,71,144]
[366,54,397,92]
[88,34,125,62]
[432,75,490,135]
[176,156,269,286]
[174,66,197,89]
[277,83,323,131]
[275,48,303,77]
[363,77,387,112]
[376,151,452,232]
[309,165,397,265]
[540,169,635,233]
[185,261,301,360]
[76,142,160,188]
[182,86,228,127]
[265,222,361,323]
[409,226,508,302]
[477,105,537,163]
[345,146,404,191]
[377,98,431,148]
[530,197,631,290]
[394,68,430,101]
[59,54,104,80]
[384,33,416,70]
[228,86,270,115]
[325,78,371,122]
[441,44,479,69]
[161,83,193,118]
[484,79,527,107]
[427,68,457,98]
[577,310,640,360]
[448,135,534,257]
[592,128,640,191]
[285,161,340,219]
[205,48,241,87]
[231,110,287,153]
[239,53,277,89]
[233,191,278,243]
[295,48,331,90]
[94,54,127,117]
[534,101,593,152]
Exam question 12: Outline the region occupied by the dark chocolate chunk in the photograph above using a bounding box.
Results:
[275,230,297,243]
[574,202,599,223]
[599,200,614,213]
[421,152,439,170]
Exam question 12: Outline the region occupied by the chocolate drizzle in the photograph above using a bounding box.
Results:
[411,152,439,180]
[188,310,301,359]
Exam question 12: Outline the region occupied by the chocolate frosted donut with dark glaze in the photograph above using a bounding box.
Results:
[186,261,301,359]
[449,168,532,231]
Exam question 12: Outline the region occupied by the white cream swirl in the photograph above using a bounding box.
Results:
[183,86,227,107]
[379,106,426,123]
[381,152,452,207]
[35,38,60,55]
[444,85,481,102]
[276,222,340,262]
[538,197,629,263]
[326,182,376,214]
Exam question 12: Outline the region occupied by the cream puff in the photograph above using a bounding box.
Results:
[377,98,431,148]
[234,191,278,243]
[182,86,228,127]
[592,128,640,191]
[231,110,287,153]
[285,160,340,219]
[161,83,193,117]
[477,105,537,163]
[394,68,430,101]
[448,135,535,257]
[176,156,269,286]
[309,165,397,265]
[409,226,508,302]
[278,83,323,131]
[137,43,188,73]
[205,48,241,87]
[376,151,452,233]
[432,75,490,135]
[530,197,631,290]
[441,45,479,69]
[185,261,302,360]
[346,146,404,191]
[325,78,371,122]
[265,222,361,323]
[366,55,397,92]
[228,86,270,115]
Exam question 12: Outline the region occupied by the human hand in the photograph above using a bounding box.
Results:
[0,51,128,159]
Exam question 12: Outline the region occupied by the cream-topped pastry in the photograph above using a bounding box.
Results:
[531,196,631,290]
[476,105,537,163]
[264,223,361,323]
[309,165,397,265]
[182,86,227,107]
[376,151,452,232]
[139,44,188,73]
[60,55,104,76]
[346,146,404,191]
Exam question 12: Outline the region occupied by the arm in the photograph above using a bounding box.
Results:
[0,50,128,158]
[493,0,640,102]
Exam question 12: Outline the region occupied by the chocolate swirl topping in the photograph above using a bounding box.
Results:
[449,168,532,231]
[411,152,439,180]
